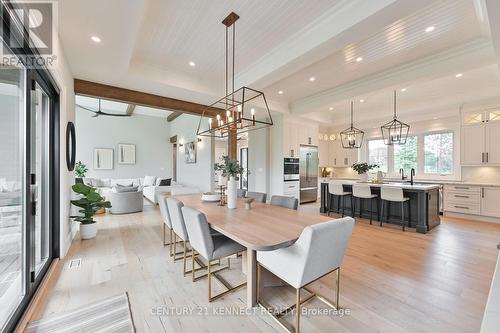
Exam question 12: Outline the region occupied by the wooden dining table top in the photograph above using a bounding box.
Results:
[174,194,332,251]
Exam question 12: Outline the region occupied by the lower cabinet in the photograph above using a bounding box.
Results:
[444,185,500,218]
[283,181,299,199]
[481,187,500,218]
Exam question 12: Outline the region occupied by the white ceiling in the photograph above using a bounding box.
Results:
[59,0,500,127]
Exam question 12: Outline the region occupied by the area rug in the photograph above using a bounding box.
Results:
[25,292,135,333]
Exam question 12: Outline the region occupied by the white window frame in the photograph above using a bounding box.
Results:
[364,129,459,180]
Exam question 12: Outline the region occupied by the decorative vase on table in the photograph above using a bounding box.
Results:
[360,173,369,182]
[227,176,237,209]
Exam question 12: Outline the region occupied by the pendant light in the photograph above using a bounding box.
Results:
[381,90,410,145]
[196,12,273,138]
[340,101,364,149]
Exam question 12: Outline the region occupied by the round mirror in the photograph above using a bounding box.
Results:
[66,122,76,171]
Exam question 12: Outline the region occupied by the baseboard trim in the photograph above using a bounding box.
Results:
[14,258,62,332]
[444,212,500,224]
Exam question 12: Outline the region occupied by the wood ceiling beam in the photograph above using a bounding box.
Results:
[167,111,183,122]
[126,104,136,116]
[74,79,220,118]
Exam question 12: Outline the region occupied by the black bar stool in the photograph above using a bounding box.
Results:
[380,186,410,231]
[327,181,353,217]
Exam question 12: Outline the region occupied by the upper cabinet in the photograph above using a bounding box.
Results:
[461,109,500,165]
[282,119,318,158]
[326,135,358,167]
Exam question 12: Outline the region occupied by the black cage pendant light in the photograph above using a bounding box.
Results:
[196,12,273,138]
[381,90,410,145]
[340,101,364,149]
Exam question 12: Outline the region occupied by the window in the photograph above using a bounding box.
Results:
[424,132,453,174]
[394,136,417,173]
[368,139,388,172]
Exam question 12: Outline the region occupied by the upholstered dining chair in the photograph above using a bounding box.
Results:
[237,189,247,198]
[246,191,267,203]
[167,197,222,275]
[257,217,355,333]
[159,196,183,258]
[182,206,247,302]
[270,195,298,210]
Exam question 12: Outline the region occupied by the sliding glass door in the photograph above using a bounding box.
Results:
[0,49,58,333]
[0,60,26,333]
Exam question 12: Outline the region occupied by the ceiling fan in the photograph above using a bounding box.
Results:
[77,98,130,118]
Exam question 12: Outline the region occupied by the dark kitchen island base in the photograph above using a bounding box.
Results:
[320,182,440,234]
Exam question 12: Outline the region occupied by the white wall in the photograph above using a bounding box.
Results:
[248,126,270,195]
[75,109,173,179]
[169,114,213,192]
[49,31,75,258]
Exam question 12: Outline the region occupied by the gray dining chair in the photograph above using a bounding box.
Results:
[159,196,183,258]
[257,217,355,333]
[270,195,298,210]
[237,189,247,198]
[166,197,192,269]
[182,206,247,302]
[246,191,267,203]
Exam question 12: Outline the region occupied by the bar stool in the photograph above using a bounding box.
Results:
[380,186,410,231]
[352,184,379,224]
[327,181,353,217]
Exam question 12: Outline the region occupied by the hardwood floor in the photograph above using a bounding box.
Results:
[31,205,500,333]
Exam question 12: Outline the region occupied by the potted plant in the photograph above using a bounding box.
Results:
[75,161,88,184]
[214,156,245,209]
[352,163,379,182]
[70,183,111,239]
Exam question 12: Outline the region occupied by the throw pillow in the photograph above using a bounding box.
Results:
[143,176,156,186]
[114,185,139,193]
[159,178,171,186]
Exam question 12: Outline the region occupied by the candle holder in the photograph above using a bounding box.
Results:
[217,185,227,206]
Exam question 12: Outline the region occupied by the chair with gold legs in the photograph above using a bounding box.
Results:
[167,197,221,276]
[182,206,247,302]
[256,217,354,333]
[159,196,183,259]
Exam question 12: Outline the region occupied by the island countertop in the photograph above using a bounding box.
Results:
[320,180,441,191]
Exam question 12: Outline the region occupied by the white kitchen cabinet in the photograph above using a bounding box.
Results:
[486,121,500,164]
[283,180,299,199]
[462,124,485,165]
[481,187,500,218]
[328,138,358,167]
[282,119,318,157]
[318,139,329,167]
[461,109,500,165]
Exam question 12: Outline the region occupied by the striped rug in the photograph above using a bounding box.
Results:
[26,292,135,333]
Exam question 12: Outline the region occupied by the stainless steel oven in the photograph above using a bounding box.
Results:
[284,158,300,181]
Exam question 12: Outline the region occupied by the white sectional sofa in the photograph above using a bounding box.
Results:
[82,176,185,204]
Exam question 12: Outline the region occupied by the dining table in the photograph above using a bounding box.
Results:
[174,194,332,308]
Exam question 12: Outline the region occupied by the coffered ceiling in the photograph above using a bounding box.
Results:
[59,0,500,126]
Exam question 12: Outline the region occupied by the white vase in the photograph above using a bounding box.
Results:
[80,223,97,239]
[227,177,237,209]
[360,173,369,182]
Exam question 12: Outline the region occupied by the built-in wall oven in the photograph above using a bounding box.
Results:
[284,158,300,181]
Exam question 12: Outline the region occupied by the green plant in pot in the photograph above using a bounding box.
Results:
[214,155,245,209]
[74,161,88,184]
[70,183,111,239]
[352,163,379,182]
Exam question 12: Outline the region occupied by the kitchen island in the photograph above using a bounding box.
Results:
[320,181,441,234]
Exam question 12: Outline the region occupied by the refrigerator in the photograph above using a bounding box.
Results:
[299,145,319,204]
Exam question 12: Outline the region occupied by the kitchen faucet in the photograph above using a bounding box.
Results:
[410,168,415,186]
[399,168,407,180]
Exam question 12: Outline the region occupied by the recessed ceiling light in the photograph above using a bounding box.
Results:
[359,99,365,103]
[401,88,407,92]
[278,90,284,95]
[425,26,435,33]
[309,77,315,82]
[356,57,363,62]
[91,36,101,43]
[329,107,333,111]
[189,61,196,67]
[455,73,463,78]
[433,117,438,120]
